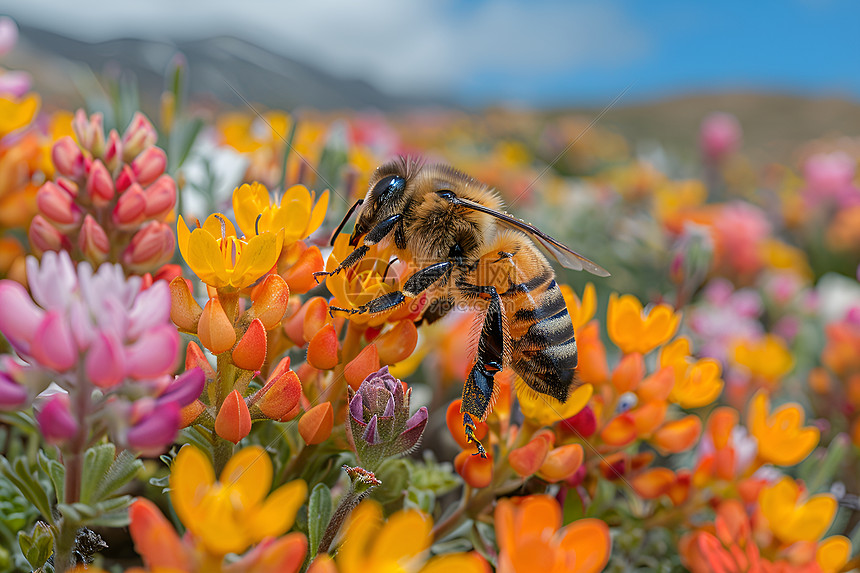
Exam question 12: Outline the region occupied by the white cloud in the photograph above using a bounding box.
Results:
[3,0,649,96]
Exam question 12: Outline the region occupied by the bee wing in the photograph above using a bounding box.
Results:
[452,196,610,276]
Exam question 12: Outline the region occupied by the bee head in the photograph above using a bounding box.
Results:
[350,171,408,246]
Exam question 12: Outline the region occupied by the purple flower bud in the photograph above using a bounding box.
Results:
[0,372,27,409]
[158,368,205,407]
[126,401,180,455]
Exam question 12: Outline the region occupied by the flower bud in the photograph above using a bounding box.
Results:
[346,366,427,470]
[78,215,110,265]
[307,323,339,370]
[86,159,115,207]
[28,215,67,254]
[125,323,179,379]
[36,180,81,231]
[115,164,135,193]
[180,400,207,428]
[250,274,290,329]
[700,112,741,163]
[122,112,158,161]
[215,389,251,444]
[113,183,147,229]
[302,297,329,343]
[132,146,167,186]
[653,415,702,454]
[561,405,597,438]
[455,449,492,488]
[282,245,324,294]
[600,413,637,447]
[232,318,267,371]
[123,222,175,273]
[344,343,380,391]
[375,320,418,365]
[169,276,202,333]
[36,393,78,444]
[198,296,237,354]
[103,129,122,172]
[446,399,487,450]
[0,372,27,408]
[252,368,302,422]
[509,436,551,478]
[298,401,333,445]
[185,341,215,380]
[127,402,180,455]
[538,444,584,483]
[143,175,176,219]
[52,136,85,178]
[72,109,105,156]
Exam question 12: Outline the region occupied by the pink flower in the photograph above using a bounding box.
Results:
[0,16,19,57]
[801,152,860,209]
[700,112,741,163]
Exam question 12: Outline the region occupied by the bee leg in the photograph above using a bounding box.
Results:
[460,286,505,460]
[329,291,406,318]
[314,245,370,283]
[360,214,403,246]
[402,261,453,297]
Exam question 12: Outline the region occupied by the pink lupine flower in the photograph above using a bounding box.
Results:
[35,393,78,444]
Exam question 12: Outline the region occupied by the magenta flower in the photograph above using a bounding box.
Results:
[801,152,860,209]
[0,251,200,453]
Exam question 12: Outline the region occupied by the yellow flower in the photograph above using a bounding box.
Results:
[607,293,681,355]
[333,500,487,573]
[517,379,593,426]
[654,179,707,224]
[178,213,283,291]
[731,334,794,384]
[232,182,328,247]
[0,94,40,138]
[325,234,407,327]
[660,338,724,408]
[758,477,836,545]
[560,282,596,330]
[169,445,307,556]
[816,536,852,573]
[748,391,818,466]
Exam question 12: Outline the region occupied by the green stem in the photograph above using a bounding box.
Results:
[212,436,234,477]
[278,443,315,486]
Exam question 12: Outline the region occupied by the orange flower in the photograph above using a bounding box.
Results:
[748,391,818,466]
[607,293,681,355]
[495,495,610,573]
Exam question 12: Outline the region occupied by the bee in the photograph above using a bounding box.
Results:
[316,158,609,456]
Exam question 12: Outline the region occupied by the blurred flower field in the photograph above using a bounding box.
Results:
[2,16,860,573]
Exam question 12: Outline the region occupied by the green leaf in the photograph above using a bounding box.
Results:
[38,451,64,504]
[0,457,52,524]
[168,117,204,172]
[562,487,585,524]
[806,434,850,494]
[17,521,53,570]
[308,483,332,558]
[56,503,82,523]
[81,444,116,504]
[91,450,143,502]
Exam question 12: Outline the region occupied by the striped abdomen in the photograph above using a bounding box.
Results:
[506,267,578,403]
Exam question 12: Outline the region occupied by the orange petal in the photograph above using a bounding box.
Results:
[600,413,638,447]
[509,437,551,478]
[447,399,487,449]
[128,498,192,571]
[344,343,381,391]
[612,352,645,393]
[257,370,303,422]
[215,390,252,444]
[232,319,267,371]
[637,366,675,402]
[375,320,419,365]
[298,402,333,445]
[302,297,330,343]
[632,467,674,499]
[556,518,612,573]
[307,324,340,370]
[652,415,702,453]
[537,444,584,483]
[282,245,324,295]
[455,449,493,488]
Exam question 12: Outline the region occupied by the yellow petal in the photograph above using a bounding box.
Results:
[369,508,432,566]
[220,445,272,507]
[233,182,271,237]
[816,536,851,573]
[169,445,215,529]
[231,233,280,289]
[187,228,229,287]
[307,190,330,237]
[337,501,383,573]
[201,213,237,240]
[421,554,487,573]
[0,94,40,136]
[246,479,307,541]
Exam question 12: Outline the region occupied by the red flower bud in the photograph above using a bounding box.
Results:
[132,146,167,186]
[52,136,85,178]
[250,274,290,330]
[255,369,302,422]
[113,183,147,229]
[78,215,110,265]
[198,296,237,355]
[307,323,339,370]
[86,159,115,207]
[123,222,175,273]
[143,175,176,219]
[215,389,251,444]
[344,343,380,391]
[122,112,158,161]
[298,402,333,445]
[232,318,267,371]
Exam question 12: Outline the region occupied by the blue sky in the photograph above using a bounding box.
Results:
[4,0,859,106]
